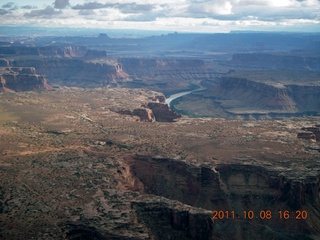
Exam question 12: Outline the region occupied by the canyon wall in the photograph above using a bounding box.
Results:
[10,57,214,93]
[0,67,52,92]
[11,59,126,87]
[122,156,320,239]
[198,77,320,118]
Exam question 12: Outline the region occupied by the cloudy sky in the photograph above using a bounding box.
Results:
[0,0,319,32]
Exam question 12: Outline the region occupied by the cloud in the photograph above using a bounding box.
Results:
[24,6,62,18]
[124,13,159,21]
[54,0,70,9]
[0,9,9,15]
[188,1,233,16]
[72,2,107,10]
[21,5,37,10]
[72,1,154,13]
[78,9,96,15]
[0,0,319,32]
[118,3,154,13]
[2,2,17,10]
[2,2,14,8]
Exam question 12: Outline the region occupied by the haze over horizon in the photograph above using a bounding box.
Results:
[0,0,319,33]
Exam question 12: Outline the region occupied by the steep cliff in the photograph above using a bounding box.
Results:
[12,59,128,87]
[204,77,298,112]
[193,77,320,118]
[0,67,52,92]
[122,155,320,239]
[147,102,181,122]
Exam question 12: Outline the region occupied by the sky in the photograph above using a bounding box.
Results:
[0,0,319,33]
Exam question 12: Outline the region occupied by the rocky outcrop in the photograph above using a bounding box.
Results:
[117,102,181,122]
[148,95,166,103]
[301,126,320,142]
[0,67,53,92]
[297,132,317,142]
[132,108,156,122]
[147,103,181,122]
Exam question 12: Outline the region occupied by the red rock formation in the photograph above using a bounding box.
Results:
[0,67,53,92]
[132,108,156,122]
[301,126,320,142]
[147,102,181,122]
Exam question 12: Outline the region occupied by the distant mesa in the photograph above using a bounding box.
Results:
[98,33,110,39]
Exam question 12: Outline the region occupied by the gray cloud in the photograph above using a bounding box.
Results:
[54,0,70,9]
[21,5,37,10]
[72,2,154,13]
[2,2,14,8]
[2,2,17,10]
[24,6,62,18]
[118,3,154,13]
[0,9,9,15]
[78,9,96,15]
[72,2,107,10]
[124,12,159,22]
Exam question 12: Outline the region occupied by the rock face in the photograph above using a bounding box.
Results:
[123,156,320,239]
[132,108,156,122]
[11,59,128,87]
[0,67,52,92]
[198,77,320,118]
[301,126,320,142]
[147,102,181,122]
[132,201,214,240]
[206,77,297,111]
[117,102,181,122]
[297,132,317,142]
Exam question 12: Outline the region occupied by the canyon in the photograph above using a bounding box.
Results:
[0,30,320,239]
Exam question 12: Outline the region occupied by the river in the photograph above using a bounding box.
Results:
[165,86,206,107]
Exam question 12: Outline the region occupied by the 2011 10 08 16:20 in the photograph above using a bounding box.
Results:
[212,210,308,220]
